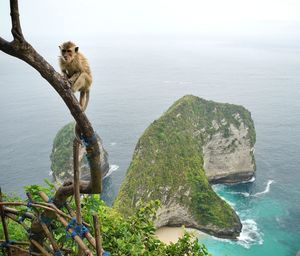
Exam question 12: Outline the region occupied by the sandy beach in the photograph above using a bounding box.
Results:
[155,227,206,245]
[155,227,185,244]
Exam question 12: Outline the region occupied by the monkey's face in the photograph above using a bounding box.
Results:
[60,48,74,63]
[59,45,79,63]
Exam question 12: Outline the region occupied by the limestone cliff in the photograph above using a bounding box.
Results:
[203,113,255,183]
[114,95,256,239]
[50,122,109,183]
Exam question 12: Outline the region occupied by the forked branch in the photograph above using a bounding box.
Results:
[0,0,104,253]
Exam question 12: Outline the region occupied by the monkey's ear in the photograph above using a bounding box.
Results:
[75,47,79,52]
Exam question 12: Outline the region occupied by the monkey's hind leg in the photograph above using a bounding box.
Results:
[71,72,91,92]
[71,72,92,111]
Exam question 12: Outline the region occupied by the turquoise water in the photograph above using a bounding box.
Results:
[199,148,300,255]
[0,36,299,255]
[200,182,298,256]
[198,76,300,256]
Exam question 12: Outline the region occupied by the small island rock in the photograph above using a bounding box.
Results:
[114,95,256,239]
[50,122,109,183]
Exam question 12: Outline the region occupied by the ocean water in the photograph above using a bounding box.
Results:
[0,35,299,255]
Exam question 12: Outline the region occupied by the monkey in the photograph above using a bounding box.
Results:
[59,41,92,111]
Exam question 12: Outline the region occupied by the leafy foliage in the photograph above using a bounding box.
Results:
[0,183,211,255]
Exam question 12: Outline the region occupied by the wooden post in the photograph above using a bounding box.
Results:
[73,138,82,227]
[93,213,102,256]
[0,188,12,256]
[74,138,83,255]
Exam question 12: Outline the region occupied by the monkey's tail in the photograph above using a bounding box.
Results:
[83,90,90,111]
[80,90,90,112]
[75,91,90,142]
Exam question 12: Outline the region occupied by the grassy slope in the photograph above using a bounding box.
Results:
[114,95,255,230]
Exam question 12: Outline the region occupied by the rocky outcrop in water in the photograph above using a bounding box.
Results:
[114,95,255,239]
[50,122,109,183]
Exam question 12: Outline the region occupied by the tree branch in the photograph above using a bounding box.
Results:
[1,0,106,253]
[1,1,103,197]
[1,40,103,195]
[0,37,11,50]
[10,0,24,41]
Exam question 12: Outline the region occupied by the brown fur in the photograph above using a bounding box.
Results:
[59,41,92,110]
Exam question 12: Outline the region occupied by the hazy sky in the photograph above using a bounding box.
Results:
[1,0,300,40]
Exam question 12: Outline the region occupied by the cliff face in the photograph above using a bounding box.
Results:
[203,116,255,183]
[50,122,109,183]
[114,95,255,239]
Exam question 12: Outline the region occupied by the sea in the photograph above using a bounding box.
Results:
[0,35,299,256]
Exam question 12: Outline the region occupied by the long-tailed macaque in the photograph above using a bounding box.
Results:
[59,41,92,111]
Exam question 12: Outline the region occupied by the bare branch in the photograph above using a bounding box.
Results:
[1,0,106,253]
[10,0,24,41]
[1,1,103,197]
[0,37,11,52]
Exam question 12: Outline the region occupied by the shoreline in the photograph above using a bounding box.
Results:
[155,226,206,245]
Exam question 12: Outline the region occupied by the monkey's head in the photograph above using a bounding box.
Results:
[59,41,78,63]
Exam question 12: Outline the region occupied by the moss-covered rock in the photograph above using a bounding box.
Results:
[114,95,256,239]
[50,122,109,183]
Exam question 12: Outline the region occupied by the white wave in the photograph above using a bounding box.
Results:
[228,179,273,198]
[110,142,117,146]
[241,192,250,197]
[48,171,53,176]
[248,176,256,182]
[241,176,256,183]
[253,180,274,197]
[104,164,119,178]
[230,191,250,197]
[237,219,263,249]
[207,219,263,249]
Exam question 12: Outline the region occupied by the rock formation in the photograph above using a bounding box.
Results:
[203,114,255,183]
[114,95,256,239]
[50,122,109,183]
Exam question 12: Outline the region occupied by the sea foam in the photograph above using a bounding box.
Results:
[241,176,256,183]
[208,218,263,249]
[229,191,250,197]
[104,164,119,178]
[229,179,274,198]
[253,180,274,197]
[237,219,263,249]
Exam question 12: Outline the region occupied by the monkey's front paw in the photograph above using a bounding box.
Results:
[67,78,74,85]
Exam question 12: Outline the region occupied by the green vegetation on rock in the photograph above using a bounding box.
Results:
[50,122,75,180]
[114,95,255,238]
[1,183,211,256]
[50,122,109,182]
